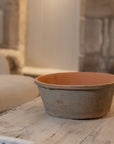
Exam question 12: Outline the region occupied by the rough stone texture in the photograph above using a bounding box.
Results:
[80,0,114,73]
[0,0,19,48]
[8,0,19,47]
[80,18,85,55]
[108,59,114,74]
[98,57,106,72]
[110,19,114,56]
[84,19,102,54]
[0,0,28,74]
[85,0,114,18]
[102,19,110,57]
[80,54,99,72]
[79,55,84,72]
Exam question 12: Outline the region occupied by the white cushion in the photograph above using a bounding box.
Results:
[0,75,39,112]
[0,54,10,74]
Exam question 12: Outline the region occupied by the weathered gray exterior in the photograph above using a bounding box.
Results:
[38,86,114,119]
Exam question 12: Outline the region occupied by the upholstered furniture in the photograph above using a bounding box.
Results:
[0,54,39,112]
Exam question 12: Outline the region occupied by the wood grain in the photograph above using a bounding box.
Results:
[0,135,34,144]
[0,97,113,144]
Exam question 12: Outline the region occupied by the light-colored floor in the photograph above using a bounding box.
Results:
[0,97,114,144]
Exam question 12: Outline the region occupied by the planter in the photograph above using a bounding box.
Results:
[35,72,114,119]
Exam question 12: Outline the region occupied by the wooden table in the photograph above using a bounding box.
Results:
[0,97,114,144]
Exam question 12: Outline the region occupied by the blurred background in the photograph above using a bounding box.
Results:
[0,0,114,76]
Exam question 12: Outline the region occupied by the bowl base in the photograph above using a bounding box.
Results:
[46,110,108,120]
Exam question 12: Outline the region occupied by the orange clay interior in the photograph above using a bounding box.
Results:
[38,72,114,86]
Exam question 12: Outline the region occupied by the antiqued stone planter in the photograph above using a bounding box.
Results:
[35,72,114,119]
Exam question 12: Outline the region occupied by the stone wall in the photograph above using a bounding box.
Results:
[80,0,114,74]
[0,0,19,48]
[0,0,28,74]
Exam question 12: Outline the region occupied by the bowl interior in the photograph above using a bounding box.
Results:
[37,72,114,86]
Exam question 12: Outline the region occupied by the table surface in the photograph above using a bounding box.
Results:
[0,97,114,144]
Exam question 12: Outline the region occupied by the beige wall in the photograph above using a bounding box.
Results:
[26,0,80,72]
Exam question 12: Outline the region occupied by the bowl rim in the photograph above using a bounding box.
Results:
[35,72,114,90]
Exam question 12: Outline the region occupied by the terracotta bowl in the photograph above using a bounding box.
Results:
[35,72,114,119]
